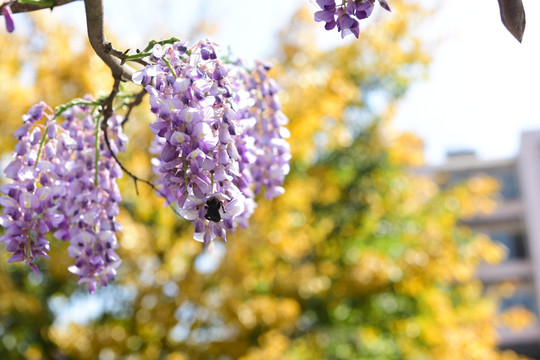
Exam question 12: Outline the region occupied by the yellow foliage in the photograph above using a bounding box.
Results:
[388,131,425,167]
[467,233,507,265]
[48,324,94,358]
[23,347,43,360]
[240,330,291,360]
[350,250,393,290]
[0,2,530,360]
[500,307,537,332]
[0,12,110,157]
[452,176,500,218]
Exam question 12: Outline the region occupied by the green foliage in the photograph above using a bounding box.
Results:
[0,3,529,360]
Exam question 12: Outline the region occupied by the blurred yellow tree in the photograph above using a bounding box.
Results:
[0,2,531,360]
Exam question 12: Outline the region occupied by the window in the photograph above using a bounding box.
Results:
[441,167,520,200]
[496,170,520,200]
[490,232,527,261]
[499,282,538,317]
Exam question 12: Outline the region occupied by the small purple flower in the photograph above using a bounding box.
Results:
[2,3,14,33]
[316,0,336,11]
[200,43,217,60]
[313,0,389,39]
[356,1,375,20]
[315,11,337,31]
[336,9,360,38]
[379,0,391,12]
[151,44,164,61]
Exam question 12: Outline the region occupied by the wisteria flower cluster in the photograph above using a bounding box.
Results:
[135,39,290,246]
[0,38,290,291]
[314,0,391,38]
[0,100,126,293]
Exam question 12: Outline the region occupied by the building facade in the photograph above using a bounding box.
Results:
[427,131,540,358]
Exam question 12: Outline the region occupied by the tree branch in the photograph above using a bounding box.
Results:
[497,0,526,42]
[83,0,134,81]
[101,76,121,122]
[100,79,145,195]
[9,0,79,14]
[4,0,136,80]
[122,89,146,126]
[100,80,179,215]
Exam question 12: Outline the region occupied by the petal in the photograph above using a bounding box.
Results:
[8,252,24,263]
[170,131,190,146]
[2,5,15,33]
[3,160,22,179]
[379,0,391,12]
[314,10,335,23]
[13,124,31,139]
[19,192,39,210]
[265,186,285,199]
[225,198,245,218]
[160,143,178,162]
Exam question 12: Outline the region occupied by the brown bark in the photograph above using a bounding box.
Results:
[10,0,79,14]
[83,0,134,81]
[497,0,526,42]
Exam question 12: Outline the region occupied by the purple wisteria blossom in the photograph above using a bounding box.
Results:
[1,38,290,290]
[57,104,126,293]
[314,0,391,38]
[0,99,126,293]
[135,39,290,245]
[0,103,60,274]
[2,2,14,33]
[228,62,291,201]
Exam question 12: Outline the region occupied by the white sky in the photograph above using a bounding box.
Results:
[392,0,540,164]
[22,0,540,165]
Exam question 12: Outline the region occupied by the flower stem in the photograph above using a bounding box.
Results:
[34,126,49,168]
[18,0,53,6]
[53,98,101,121]
[142,37,181,52]
[162,57,178,79]
[123,37,188,62]
[94,115,101,186]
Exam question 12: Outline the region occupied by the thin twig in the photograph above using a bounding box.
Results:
[101,120,142,195]
[102,77,121,121]
[100,82,180,216]
[126,58,149,66]
[122,89,146,126]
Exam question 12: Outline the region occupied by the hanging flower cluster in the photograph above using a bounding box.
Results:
[135,39,290,245]
[0,38,290,291]
[314,0,391,38]
[0,100,126,293]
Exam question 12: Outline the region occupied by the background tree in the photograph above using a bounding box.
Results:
[0,1,532,360]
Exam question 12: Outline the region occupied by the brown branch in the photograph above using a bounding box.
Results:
[100,81,179,215]
[4,0,137,80]
[102,121,179,214]
[101,117,142,196]
[102,76,120,121]
[122,89,146,126]
[498,0,526,42]
[100,82,145,197]
[9,0,79,14]
[83,0,134,81]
